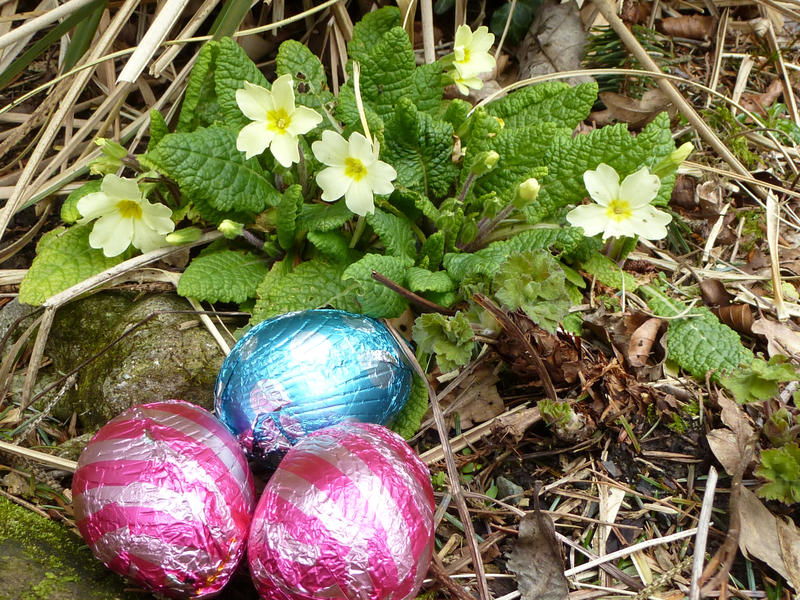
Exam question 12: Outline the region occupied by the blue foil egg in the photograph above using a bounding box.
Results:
[215,309,412,460]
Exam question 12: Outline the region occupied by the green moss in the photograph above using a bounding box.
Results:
[0,496,138,600]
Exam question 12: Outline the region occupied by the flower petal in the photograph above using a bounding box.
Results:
[366,160,397,195]
[131,222,168,253]
[565,203,609,237]
[77,192,115,221]
[583,163,619,206]
[237,121,273,159]
[619,167,661,207]
[89,214,133,257]
[348,132,375,165]
[471,27,495,53]
[631,205,672,240]
[140,200,175,234]
[271,74,296,113]
[454,52,495,76]
[344,180,375,216]
[602,218,639,240]
[236,81,272,121]
[287,105,322,135]
[270,132,300,168]
[101,175,141,202]
[312,130,349,167]
[316,166,350,202]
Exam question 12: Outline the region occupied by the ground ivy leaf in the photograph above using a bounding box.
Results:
[19,225,129,305]
[493,250,571,333]
[307,230,354,263]
[642,284,753,381]
[342,254,409,318]
[366,207,416,261]
[383,97,458,198]
[146,126,279,212]
[387,374,428,439]
[413,312,474,373]
[296,202,353,232]
[581,250,638,291]
[348,6,402,63]
[177,40,220,132]
[529,112,676,223]
[253,258,359,322]
[61,180,101,224]
[485,81,598,130]
[276,40,335,115]
[406,267,455,293]
[214,37,268,129]
[178,249,268,303]
[276,184,304,251]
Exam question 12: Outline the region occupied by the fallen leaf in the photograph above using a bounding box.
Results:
[707,394,756,475]
[628,317,662,367]
[715,304,753,334]
[598,90,673,128]
[752,317,800,357]
[700,279,732,307]
[447,366,505,429]
[777,517,800,591]
[658,15,715,40]
[507,492,569,600]
[738,487,797,590]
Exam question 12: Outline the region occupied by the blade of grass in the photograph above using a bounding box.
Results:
[209,0,253,40]
[61,0,107,72]
[0,0,97,50]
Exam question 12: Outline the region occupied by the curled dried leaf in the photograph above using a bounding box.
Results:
[627,317,662,367]
[714,304,753,334]
[699,279,732,307]
[658,15,715,40]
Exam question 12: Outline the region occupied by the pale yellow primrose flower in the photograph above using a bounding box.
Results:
[449,25,496,95]
[77,174,175,257]
[311,130,397,217]
[235,74,322,167]
[566,163,672,241]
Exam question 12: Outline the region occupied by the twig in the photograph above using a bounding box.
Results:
[0,0,99,50]
[0,440,78,472]
[13,374,77,443]
[689,466,719,600]
[420,0,436,64]
[384,322,491,600]
[427,554,477,600]
[371,271,456,315]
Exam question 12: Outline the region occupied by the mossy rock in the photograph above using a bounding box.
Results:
[44,292,225,429]
[0,495,138,600]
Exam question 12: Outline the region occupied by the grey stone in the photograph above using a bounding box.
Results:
[496,476,525,505]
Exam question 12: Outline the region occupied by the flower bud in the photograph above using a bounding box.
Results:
[470,150,500,177]
[165,227,203,245]
[218,219,244,239]
[652,142,693,178]
[95,138,128,160]
[513,177,540,209]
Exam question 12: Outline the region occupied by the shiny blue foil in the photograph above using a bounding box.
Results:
[215,310,412,460]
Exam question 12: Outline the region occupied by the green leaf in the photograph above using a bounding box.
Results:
[485,82,597,130]
[178,249,268,303]
[296,202,353,232]
[252,258,359,322]
[19,225,128,305]
[366,208,416,261]
[388,374,429,439]
[756,443,800,504]
[276,184,304,251]
[642,284,753,382]
[418,231,445,270]
[146,126,280,213]
[61,180,101,224]
[720,356,800,404]
[209,0,253,40]
[406,267,455,293]
[528,112,676,222]
[493,250,571,332]
[62,0,107,72]
[444,227,585,282]
[177,41,220,132]
[581,251,639,291]
[148,109,169,152]
[342,254,409,318]
[413,312,475,373]
[348,6,402,63]
[276,40,335,115]
[214,37,269,128]
[307,230,353,263]
[383,97,458,198]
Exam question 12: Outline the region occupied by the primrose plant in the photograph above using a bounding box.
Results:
[21,7,694,434]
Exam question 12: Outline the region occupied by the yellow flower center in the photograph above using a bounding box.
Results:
[461,47,471,63]
[605,198,632,222]
[116,200,143,220]
[267,108,291,133]
[344,157,367,181]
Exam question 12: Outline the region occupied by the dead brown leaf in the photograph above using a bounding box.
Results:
[738,487,798,590]
[752,317,800,357]
[777,517,800,591]
[627,317,662,367]
[447,366,505,429]
[658,15,715,40]
[715,304,754,335]
[707,394,756,475]
[597,89,674,128]
[507,493,569,600]
[700,279,732,307]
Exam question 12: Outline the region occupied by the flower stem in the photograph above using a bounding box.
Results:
[460,203,516,252]
[241,228,265,251]
[606,236,631,265]
[349,215,367,248]
[482,222,560,245]
[456,172,476,204]
[297,144,308,198]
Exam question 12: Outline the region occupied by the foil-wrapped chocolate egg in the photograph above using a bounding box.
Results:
[248,422,435,600]
[215,309,412,460]
[71,400,256,599]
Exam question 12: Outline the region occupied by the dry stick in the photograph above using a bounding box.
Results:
[0,440,78,472]
[0,0,98,50]
[428,554,477,600]
[764,17,800,126]
[689,466,719,600]
[384,323,491,600]
[592,0,753,183]
[420,0,435,64]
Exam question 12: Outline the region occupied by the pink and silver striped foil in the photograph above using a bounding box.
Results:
[247,421,435,600]
[72,400,256,598]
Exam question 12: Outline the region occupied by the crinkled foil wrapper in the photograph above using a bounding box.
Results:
[72,400,256,599]
[215,309,412,461]
[248,422,435,600]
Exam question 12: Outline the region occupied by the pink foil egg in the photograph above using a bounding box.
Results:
[71,400,256,599]
[248,422,435,600]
